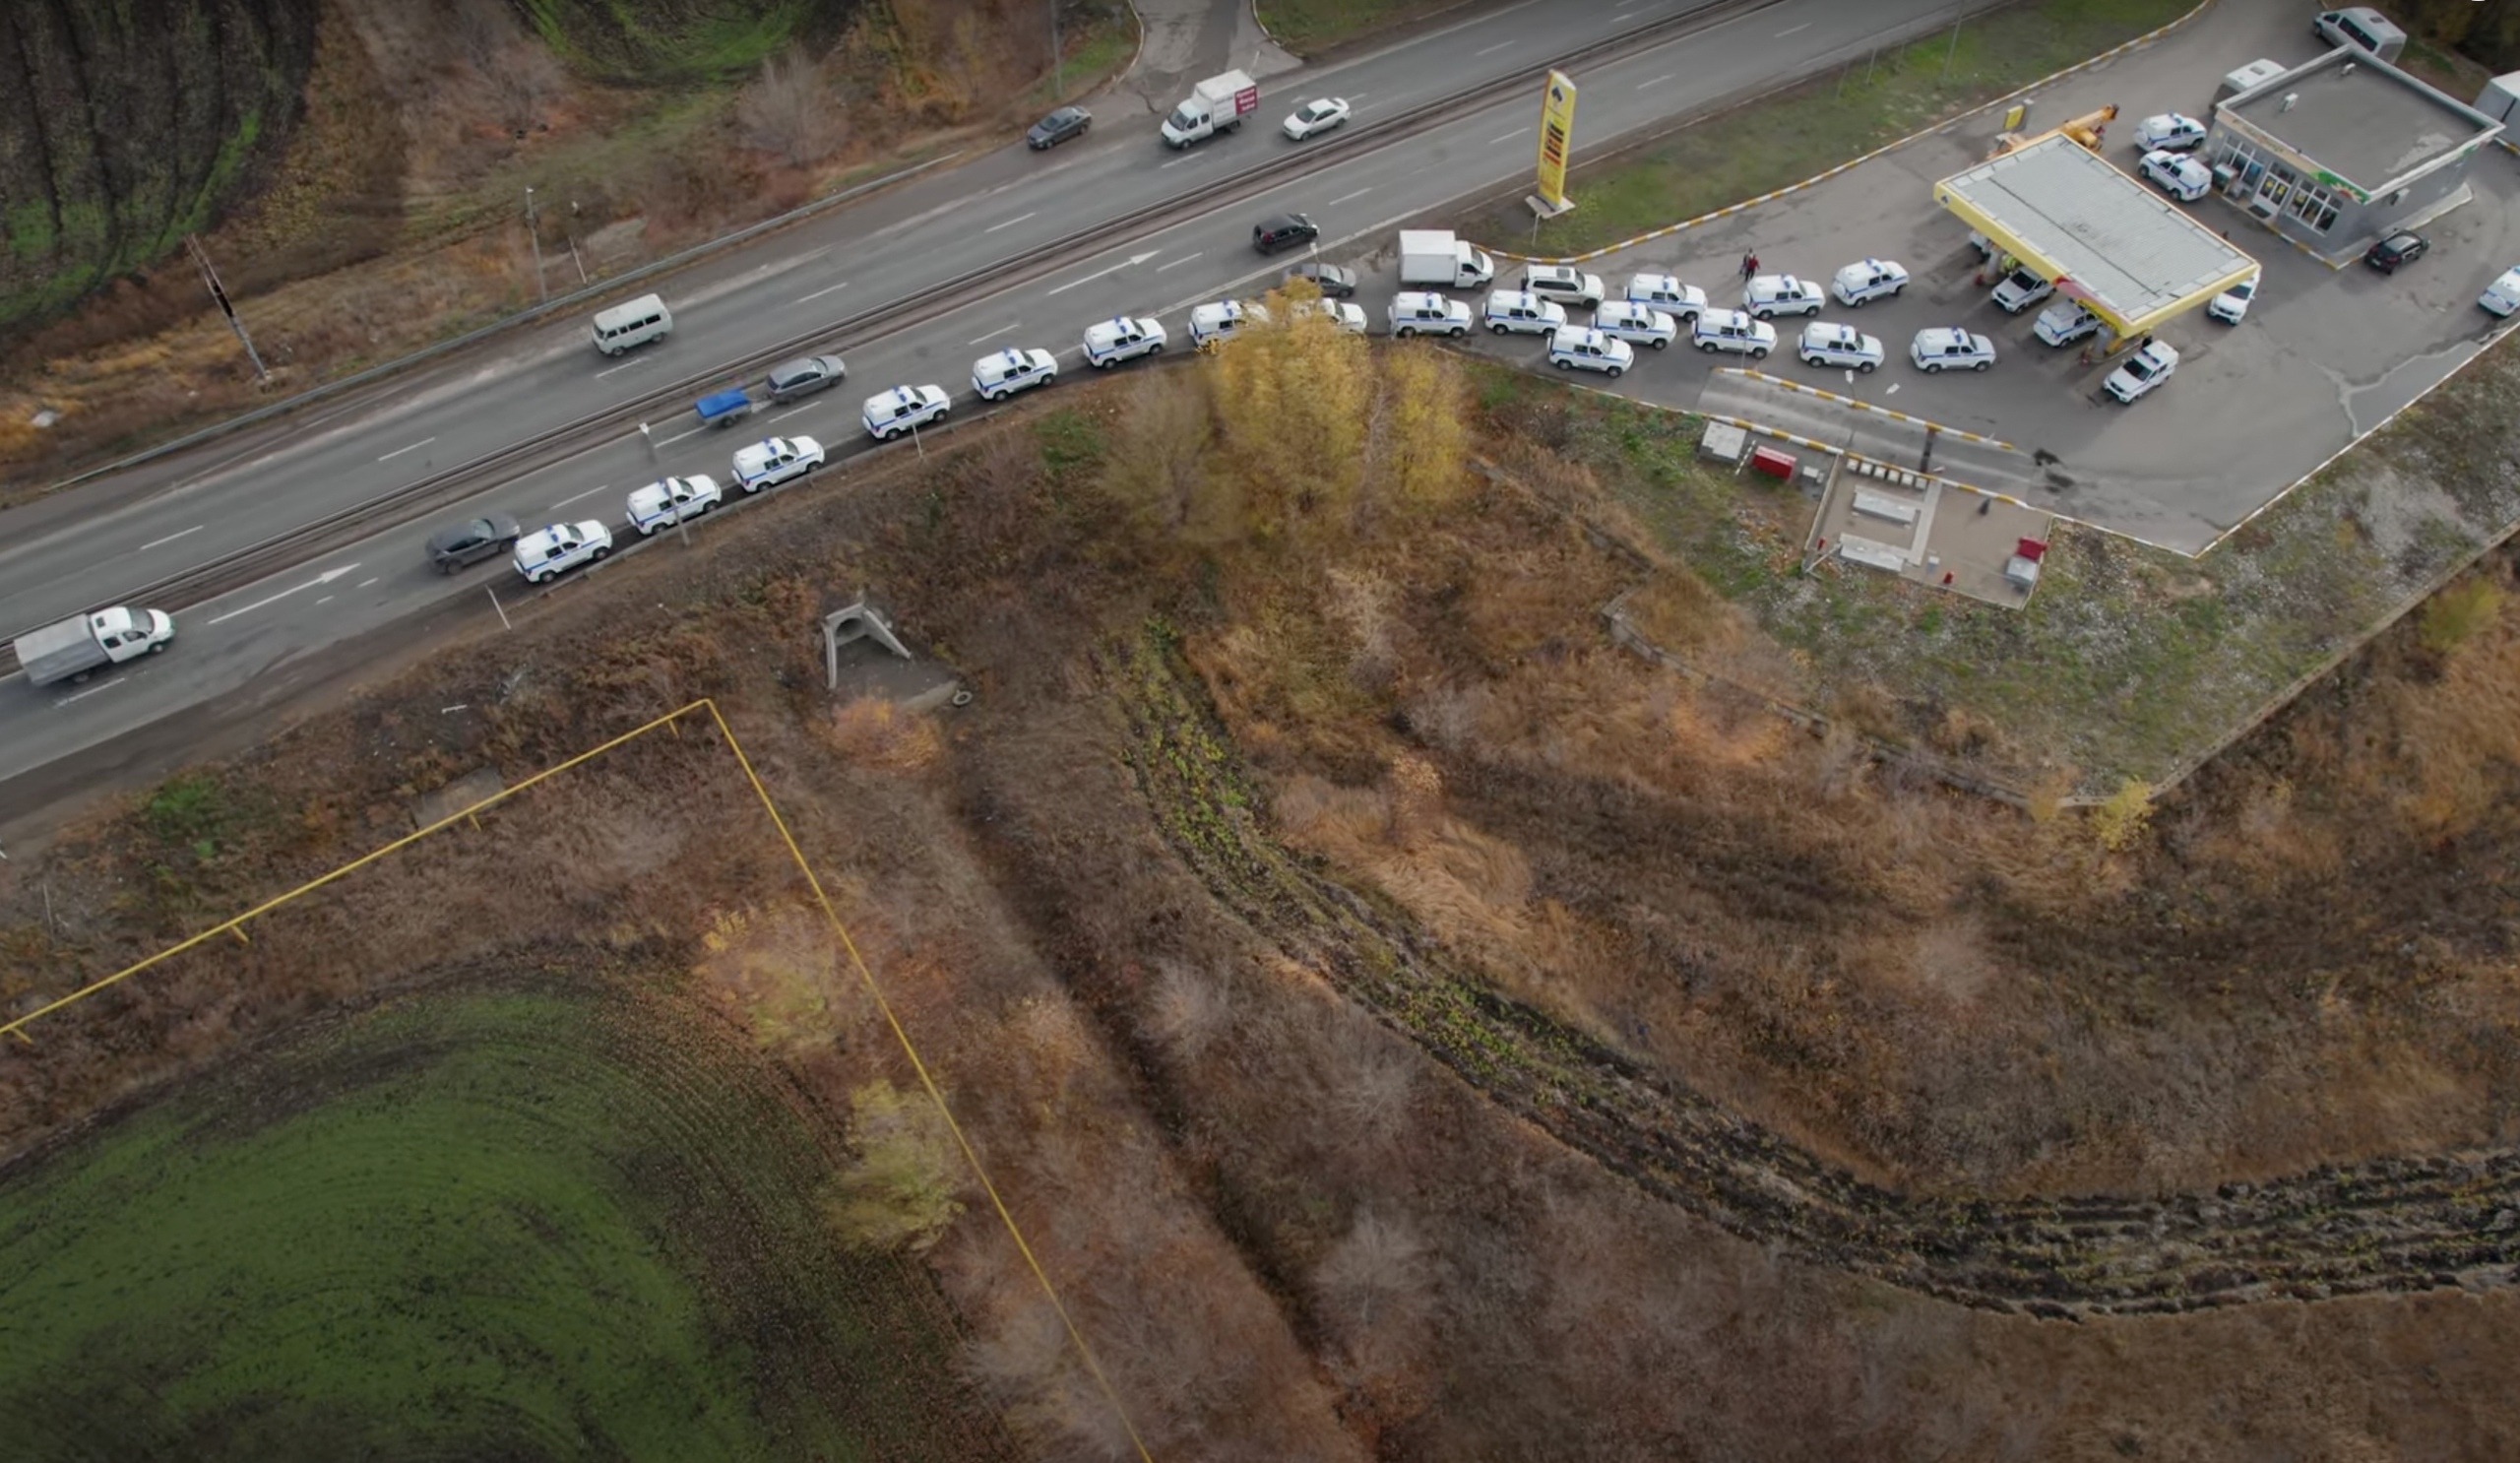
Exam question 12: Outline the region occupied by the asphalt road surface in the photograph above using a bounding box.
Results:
[0,0,2003,797]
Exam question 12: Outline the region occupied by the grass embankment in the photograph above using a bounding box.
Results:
[1454,0,2196,256]
[1254,0,1474,54]
[0,982,987,1460]
[1505,316,2520,786]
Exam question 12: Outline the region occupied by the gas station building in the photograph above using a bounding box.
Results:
[1932,132,2256,349]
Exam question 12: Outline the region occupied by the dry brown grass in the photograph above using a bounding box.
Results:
[10,360,2520,1459]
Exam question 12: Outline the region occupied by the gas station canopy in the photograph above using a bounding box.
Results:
[1934,133,2256,339]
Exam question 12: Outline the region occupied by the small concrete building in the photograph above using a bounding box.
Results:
[2206,47,2502,258]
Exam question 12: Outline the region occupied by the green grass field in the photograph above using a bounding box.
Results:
[0,982,999,1460]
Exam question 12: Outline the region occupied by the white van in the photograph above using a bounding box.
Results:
[591,293,672,356]
[2313,7,2406,63]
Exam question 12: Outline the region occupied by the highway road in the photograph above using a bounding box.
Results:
[0,0,2005,799]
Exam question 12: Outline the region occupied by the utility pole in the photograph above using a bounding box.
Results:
[1050,1,1064,102]
[183,235,267,383]
[526,186,548,303]
[1940,17,1964,82]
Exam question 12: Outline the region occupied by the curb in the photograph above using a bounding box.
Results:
[1475,0,2220,266]
[1111,0,1154,94]
[1721,366,2017,448]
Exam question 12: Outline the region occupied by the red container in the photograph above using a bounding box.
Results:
[1750,446,1796,478]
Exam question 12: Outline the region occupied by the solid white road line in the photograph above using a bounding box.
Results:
[793,282,850,304]
[207,564,360,625]
[656,426,703,447]
[140,526,204,551]
[969,323,1020,345]
[1155,252,1204,273]
[1777,22,1811,36]
[55,678,129,706]
[357,578,379,589]
[595,356,655,378]
[1476,40,1513,55]
[1637,74,1674,89]
[983,212,1038,233]
[550,483,611,509]
[1327,188,1372,207]
[770,404,818,422]
[1046,251,1161,296]
[1488,130,1525,146]
[377,436,435,462]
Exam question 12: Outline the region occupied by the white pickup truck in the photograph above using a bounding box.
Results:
[14,607,175,687]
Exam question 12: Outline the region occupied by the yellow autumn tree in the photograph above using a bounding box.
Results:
[1375,342,1469,509]
[1205,280,1371,541]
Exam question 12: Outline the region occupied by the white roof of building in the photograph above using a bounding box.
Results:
[1934,133,2255,332]
[2226,49,2499,195]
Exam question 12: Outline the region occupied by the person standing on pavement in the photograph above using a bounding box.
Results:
[1740,251,1760,282]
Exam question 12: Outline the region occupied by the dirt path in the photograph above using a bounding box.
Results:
[1117,635,2520,1317]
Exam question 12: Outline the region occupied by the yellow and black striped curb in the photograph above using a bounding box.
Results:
[1719,366,2017,448]
[1476,0,2218,266]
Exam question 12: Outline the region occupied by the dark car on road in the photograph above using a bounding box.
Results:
[427,513,523,573]
[1282,261,1356,298]
[2365,231,2427,273]
[1027,106,1091,150]
[767,353,847,403]
[1252,213,1319,255]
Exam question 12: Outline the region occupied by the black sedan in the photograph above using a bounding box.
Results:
[1252,213,1320,255]
[427,513,523,573]
[1283,262,1356,298]
[1027,106,1091,150]
[2365,231,2427,273]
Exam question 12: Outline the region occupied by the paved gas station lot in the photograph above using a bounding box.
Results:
[1422,0,2520,554]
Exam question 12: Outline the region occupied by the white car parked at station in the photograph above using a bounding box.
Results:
[2477,266,2520,317]
[1743,273,1825,319]
[626,474,723,536]
[1625,273,1708,319]
[1691,309,1776,357]
[973,348,1057,401]
[2132,111,2208,152]
[1082,315,1167,368]
[1591,300,1677,350]
[1991,265,2053,314]
[1482,290,1566,335]
[2139,149,2212,203]
[1521,265,1607,308]
[2104,340,2178,403]
[862,387,948,441]
[1547,327,1633,376]
[731,434,826,489]
[1796,322,1884,372]
[1829,258,1909,307]
[1910,327,1995,372]
[1388,291,1472,337]
[2033,300,2103,347]
[2210,274,2260,324]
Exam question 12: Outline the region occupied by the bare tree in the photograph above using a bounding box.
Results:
[738,47,846,167]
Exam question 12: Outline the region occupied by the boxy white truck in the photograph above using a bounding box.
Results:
[1161,70,1259,148]
[13,607,175,687]
[1398,230,1496,289]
